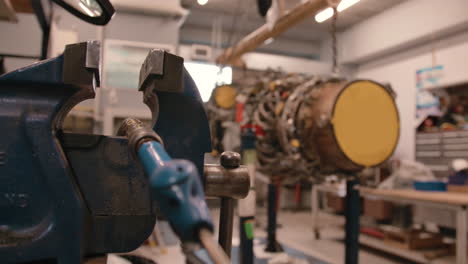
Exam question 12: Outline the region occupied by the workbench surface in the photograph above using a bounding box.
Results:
[359,187,468,206]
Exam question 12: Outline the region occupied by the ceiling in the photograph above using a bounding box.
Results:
[180,0,407,58]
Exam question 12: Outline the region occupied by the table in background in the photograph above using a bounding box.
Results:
[311,184,468,264]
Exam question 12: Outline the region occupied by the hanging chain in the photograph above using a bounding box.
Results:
[331,6,339,75]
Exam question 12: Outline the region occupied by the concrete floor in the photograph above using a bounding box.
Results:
[110,207,418,264]
[243,209,408,264]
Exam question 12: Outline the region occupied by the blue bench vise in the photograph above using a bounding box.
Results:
[0,41,216,264]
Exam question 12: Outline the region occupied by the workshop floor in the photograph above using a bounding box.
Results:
[111,207,414,264]
[230,208,410,264]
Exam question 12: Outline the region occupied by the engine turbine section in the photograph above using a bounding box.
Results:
[254,77,400,182]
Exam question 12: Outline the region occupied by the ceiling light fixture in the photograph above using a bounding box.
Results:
[197,0,209,6]
[263,37,274,45]
[315,0,360,23]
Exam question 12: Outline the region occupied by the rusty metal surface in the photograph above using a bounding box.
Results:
[253,74,317,181]
[204,165,249,199]
[298,79,364,172]
[252,77,399,182]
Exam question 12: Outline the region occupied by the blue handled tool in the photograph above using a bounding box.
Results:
[118,118,213,242]
[139,141,213,242]
[118,118,230,264]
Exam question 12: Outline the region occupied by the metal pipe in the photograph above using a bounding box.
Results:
[239,216,254,264]
[345,177,360,264]
[204,165,249,199]
[217,0,328,65]
[265,183,283,252]
[218,197,235,257]
[204,151,250,257]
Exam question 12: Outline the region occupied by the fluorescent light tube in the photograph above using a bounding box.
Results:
[315,0,360,23]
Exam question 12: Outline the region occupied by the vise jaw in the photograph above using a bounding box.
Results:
[0,42,154,264]
[139,49,211,177]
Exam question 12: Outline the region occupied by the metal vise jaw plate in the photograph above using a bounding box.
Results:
[137,49,212,178]
[138,49,184,126]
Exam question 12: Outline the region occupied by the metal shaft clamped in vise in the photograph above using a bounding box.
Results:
[117,118,213,243]
[204,152,250,257]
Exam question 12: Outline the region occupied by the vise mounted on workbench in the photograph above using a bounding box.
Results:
[0,41,247,264]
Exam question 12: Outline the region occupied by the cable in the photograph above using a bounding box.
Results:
[226,0,244,49]
[331,6,338,74]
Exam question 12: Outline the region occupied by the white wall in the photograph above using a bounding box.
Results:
[178,44,331,75]
[337,0,468,160]
[341,0,468,65]
[0,14,41,56]
[355,29,468,160]
[243,52,331,75]
[180,25,321,60]
[1,5,181,72]
[0,13,41,71]
[52,4,182,46]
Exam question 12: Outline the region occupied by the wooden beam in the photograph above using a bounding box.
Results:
[217,0,329,65]
[0,0,18,22]
[11,0,34,13]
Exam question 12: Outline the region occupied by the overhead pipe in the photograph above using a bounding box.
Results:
[216,0,329,65]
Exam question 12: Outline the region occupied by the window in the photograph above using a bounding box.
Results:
[184,61,232,102]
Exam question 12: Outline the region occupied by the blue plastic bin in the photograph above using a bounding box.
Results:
[413,181,447,191]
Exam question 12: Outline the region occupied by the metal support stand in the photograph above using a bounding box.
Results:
[265,183,283,252]
[345,177,360,264]
[238,131,257,263]
[205,151,249,259]
[294,183,301,211]
[218,197,234,257]
[239,216,254,264]
[311,184,320,240]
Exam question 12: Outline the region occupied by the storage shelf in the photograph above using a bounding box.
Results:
[316,210,455,264]
[360,234,454,264]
